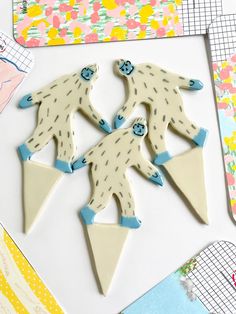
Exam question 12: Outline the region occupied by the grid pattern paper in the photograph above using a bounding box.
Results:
[0,32,33,73]
[178,0,223,36]
[187,241,236,314]
[208,15,236,63]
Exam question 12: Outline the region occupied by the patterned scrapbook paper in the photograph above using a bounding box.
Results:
[121,241,236,314]
[13,0,184,47]
[0,32,33,112]
[13,0,222,48]
[208,15,236,221]
[0,224,64,313]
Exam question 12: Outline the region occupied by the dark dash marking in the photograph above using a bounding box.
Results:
[50,84,57,89]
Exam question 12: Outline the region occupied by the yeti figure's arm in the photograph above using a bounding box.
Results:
[80,98,112,134]
[171,72,204,91]
[134,155,163,186]
[18,91,42,109]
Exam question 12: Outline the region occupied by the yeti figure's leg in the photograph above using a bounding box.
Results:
[80,170,113,225]
[114,178,141,229]
[18,124,53,161]
[148,108,172,166]
[55,122,77,173]
[170,109,208,147]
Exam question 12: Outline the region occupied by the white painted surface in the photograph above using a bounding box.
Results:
[0,1,235,313]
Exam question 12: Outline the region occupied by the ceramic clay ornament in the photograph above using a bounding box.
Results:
[73,117,163,294]
[114,60,209,224]
[17,65,112,233]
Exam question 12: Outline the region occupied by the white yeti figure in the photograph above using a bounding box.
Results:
[73,117,163,229]
[18,65,112,173]
[113,60,208,166]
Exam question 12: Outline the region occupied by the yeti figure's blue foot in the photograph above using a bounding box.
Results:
[55,159,73,173]
[120,216,142,229]
[18,144,33,161]
[193,128,208,147]
[80,206,96,225]
[99,119,112,134]
[114,115,125,129]
[153,151,172,166]
[189,79,204,90]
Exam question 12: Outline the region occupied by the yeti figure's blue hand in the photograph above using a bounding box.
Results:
[114,115,125,129]
[150,172,164,186]
[189,79,204,90]
[99,119,112,134]
[73,156,87,170]
[19,94,34,109]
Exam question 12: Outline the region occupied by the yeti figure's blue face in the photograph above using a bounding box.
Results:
[81,67,95,81]
[119,60,134,76]
[133,123,146,137]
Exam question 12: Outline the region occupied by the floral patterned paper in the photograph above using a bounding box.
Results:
[213,53,236,219]
[13,0,183,47]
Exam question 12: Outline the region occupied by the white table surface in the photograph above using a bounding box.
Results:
[0,1,236,313]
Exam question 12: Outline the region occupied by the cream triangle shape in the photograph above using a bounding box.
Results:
[23,161,63,233]
[164,147,208,224]
[86,224,129,296]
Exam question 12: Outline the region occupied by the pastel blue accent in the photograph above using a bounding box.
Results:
[114,115,125,129]
[72,156,87,170]
[18,144,32,161]
[120,216,141,229]
[150,172,164,186]
[80,206,96,225]
[218,110,236,140]
[19,94,33,109]
[153,151,172,166]
[55,159,72,173]
[99,119,112,134]
[189,79,204,90]
[122,272,208,314]
[193,128,208,147]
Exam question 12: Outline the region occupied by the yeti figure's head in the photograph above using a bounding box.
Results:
[132,117,147,137]
[116,59,135,77]
[81,64,98,82]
